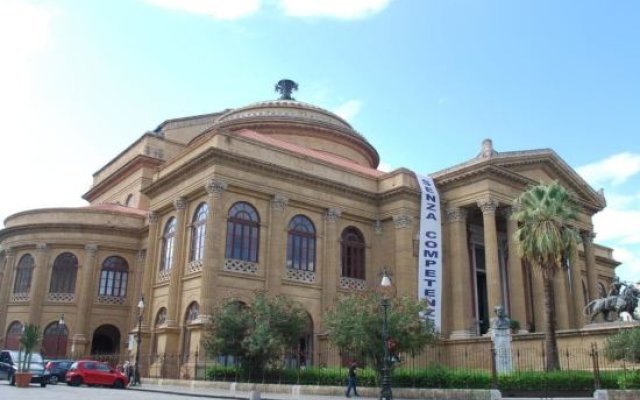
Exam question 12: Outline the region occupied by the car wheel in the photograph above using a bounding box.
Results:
[71,376,83,386]
[113,379,125,389]
[9,374,15,386]
[41,381,47,388]
[49,375,59,385]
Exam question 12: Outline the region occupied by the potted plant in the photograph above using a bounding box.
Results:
[509,319,521,334]
[15,324,42,387]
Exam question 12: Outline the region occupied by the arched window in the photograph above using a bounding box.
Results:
[225,202,260,262]
[49,252,78,294]
[190,203,208,262]
[98,256,129,297]
[155,307,167,326]
[160,217,176,273]
[341,227,365,279]
[43,320,69,358]
[13,254,34,294]
[287,215,316,271]
[181,302,200,361]
[5,321,24,350]
[185,302,200,323]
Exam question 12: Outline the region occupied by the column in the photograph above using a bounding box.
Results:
[72,244,98,357]
[582,231,598,302]
[322,208,341,310]
[446,208,473,339]
[131,250,146,328]
[141,211,160,326]
[553,268,570,330]
[200,179,227,319]
[0,247,16,337]
[267,194,288,293]
[393,214,415,299]
[28,243,50,324]
[503,207,527,331]
[166,196,188,327]
[569,245,584,328]
[477,197,503,313]
[531,267,545,332]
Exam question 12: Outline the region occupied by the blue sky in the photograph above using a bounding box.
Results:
[1,0,639,281]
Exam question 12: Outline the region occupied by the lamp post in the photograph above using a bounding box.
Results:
[134,295,144,386]
[380,270,393,400]
[56,314,65,359]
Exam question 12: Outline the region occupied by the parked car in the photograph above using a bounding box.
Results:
[45,359,74,384]
[0,350,49,387]
[65,360,128,388]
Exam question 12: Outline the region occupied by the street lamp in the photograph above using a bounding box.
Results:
[56,314,65,359]
[134,295,144,386]
[380,270,393,400]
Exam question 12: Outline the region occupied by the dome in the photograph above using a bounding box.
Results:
[212,99,380,168]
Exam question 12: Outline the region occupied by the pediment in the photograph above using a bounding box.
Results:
[432,148,606,213]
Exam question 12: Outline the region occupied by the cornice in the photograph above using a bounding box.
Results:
[0,223,144,242]
[83,155,163,202]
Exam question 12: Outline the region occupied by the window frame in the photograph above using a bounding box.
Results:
[98,256,129,297]
[286,215,316,272]
[189,203,208,262]
[340,227,366,280]
[225,202,260,263]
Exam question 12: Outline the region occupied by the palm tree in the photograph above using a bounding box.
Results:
[512,181,580,371]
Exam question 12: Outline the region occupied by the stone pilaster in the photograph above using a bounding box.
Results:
[503,207,527,331]
[477,197,503,313]
[0,247,16,337]
[200,179,227,319]
[166,197,188,328]
[582,231,598,302]
[28,243,50,324]
[131,249,146,329]
[553,267,570,330]
[569,245,584,328]
[72,244,98,357]
[141,211,159,326]
[446,208,473,339]
[322,208,341,310]
[530,267,545,332]
[393,213,415,303]
[267,194,288,293]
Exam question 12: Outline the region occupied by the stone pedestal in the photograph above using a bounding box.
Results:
[491,327,513,374]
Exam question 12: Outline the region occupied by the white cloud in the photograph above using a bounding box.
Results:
[333,100,362,121]
[610,247,640,283]
[577,152,640,186]
[377,161,392,172]
[280,0,391,19]
[143,0,261,19]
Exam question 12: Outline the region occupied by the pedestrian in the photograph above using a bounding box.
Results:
[345,361,359,398]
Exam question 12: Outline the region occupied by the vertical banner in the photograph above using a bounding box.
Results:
[417,174,442,331]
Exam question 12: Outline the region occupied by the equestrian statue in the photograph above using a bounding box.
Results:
[583,277,640,323]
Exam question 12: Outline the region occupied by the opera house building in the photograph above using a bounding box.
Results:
[0,85,619,372]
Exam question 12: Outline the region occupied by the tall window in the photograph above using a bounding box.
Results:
[225,202,260,262]
[190,203,208,262]
[13,254,34,294]
[98,256,129,297]
[340,227,365,279]
[286,215,316,271]
[181,302,200,360]
[160,217,176,272]
[49,252,78,294]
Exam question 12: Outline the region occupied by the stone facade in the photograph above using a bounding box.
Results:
[0,97,619,373]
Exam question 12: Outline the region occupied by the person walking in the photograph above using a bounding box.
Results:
[345,361,359,397]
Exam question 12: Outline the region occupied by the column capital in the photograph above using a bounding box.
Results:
[271,194,289,211]
[137,249,147,262]
[373,219,383,235]
[581,231,596,243]
[84,244,98,255]
[393,214,413,229]
[205,179,227,199]
[325,208,342,222]
[446,207,468,222]
[5,247,15,257]
[173,197,187,211]
[148,211,159,224]
[477,197,499,214]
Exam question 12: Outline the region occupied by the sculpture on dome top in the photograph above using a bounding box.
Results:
[275,79,298,100]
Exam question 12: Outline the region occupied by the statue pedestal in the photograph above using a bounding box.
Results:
[491,327,513,374]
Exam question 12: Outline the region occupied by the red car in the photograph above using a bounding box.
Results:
[65,360,128,388]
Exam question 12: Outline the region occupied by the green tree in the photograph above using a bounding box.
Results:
[605,326,640,362]
[323,291,437,373]
[203,291,308,375]
[512,181,580,371]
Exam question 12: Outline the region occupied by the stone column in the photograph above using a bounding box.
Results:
[569,245,584,328]
[322,208,341,311]
[477,197,503,313]
[0,247,16,337]
[446,208,473,339]
[267,195,288,293]
[141,211,160,326]
[553,268,570,330]
[393,214,415,300]
[200,179,227,319]
[582,231,598,302]
[503,207,527,330]
[167,197,188,327]
[72,244,98,357]
[28,243,50,324]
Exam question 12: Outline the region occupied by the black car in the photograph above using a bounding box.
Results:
[45,359,74,384]
[0,350,49,387]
